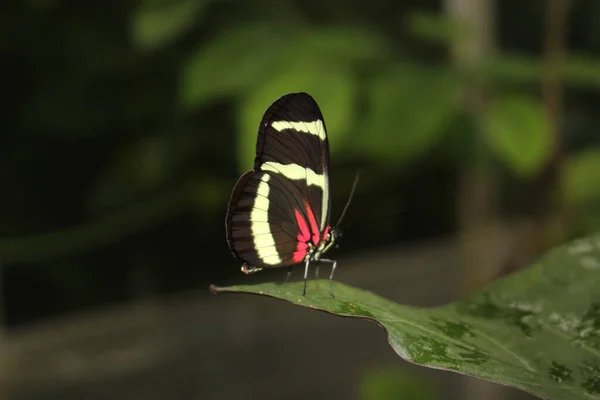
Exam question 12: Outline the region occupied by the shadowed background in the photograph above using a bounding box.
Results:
[1,0,599,399]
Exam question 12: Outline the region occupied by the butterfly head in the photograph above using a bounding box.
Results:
[315,226,341,257]
[330,227,342,247]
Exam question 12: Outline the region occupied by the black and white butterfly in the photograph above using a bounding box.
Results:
[225,92,357,297]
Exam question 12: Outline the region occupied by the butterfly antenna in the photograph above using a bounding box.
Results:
[335,170,361,227]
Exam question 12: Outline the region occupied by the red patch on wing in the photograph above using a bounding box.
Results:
[292,242,308,263]
[293,203,323,263]
[304,202,320,245]
[293,209,310,262]
[294,209,310,242]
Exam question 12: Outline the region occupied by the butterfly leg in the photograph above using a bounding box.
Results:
[314,261,320,291]
[319,258,337,298]
[303,258,310,296]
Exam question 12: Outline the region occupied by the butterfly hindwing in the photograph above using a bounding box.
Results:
[226,93,332,269]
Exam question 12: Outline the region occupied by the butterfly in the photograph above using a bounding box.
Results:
[225,93,358,297]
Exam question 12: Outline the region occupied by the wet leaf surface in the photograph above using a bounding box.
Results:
[212,233,600,400]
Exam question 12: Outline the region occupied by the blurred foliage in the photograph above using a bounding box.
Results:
[476,53,600,88]
[131,0,210,51]
[563,149,600,235]
[2,0,600,327]
[406,11,469,45]
[357,366,438,400]
[361,63,459,165]
[180,24,288,108]
[484,94,553,178]
[565,149,600,205]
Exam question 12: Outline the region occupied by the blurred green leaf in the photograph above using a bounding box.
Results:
[360,64,459,165]
[358,367,438,400]
[484,94,553,178]
[406,11,468,44]
[477,54,600,88]
[564,56,600,88]
[131,0,206,51]
[564,148,600,205]
[288,27,388,66]
[237,62,357,171]
[179,24,289,109]
[478,54,542,86]
[213,231,600,400]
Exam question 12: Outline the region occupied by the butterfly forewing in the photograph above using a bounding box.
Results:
[226,93,332,269]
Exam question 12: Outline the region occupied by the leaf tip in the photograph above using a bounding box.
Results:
[209,284,222,295]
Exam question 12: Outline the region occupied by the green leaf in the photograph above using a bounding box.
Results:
[476,54,600,88]
[562,150,600,239]
[237,62,357,171]
[406,11,469,45]
[131,0,206,51]
[288,27,388,66]
[563,56,600,88]
[360,64,458,165]
[179,24,289,109]
[484,95,553,178]
[564,148,600,205]
[212,232,600,400]
[477,54,543,86]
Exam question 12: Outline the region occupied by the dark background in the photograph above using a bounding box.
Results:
[1,0,599,398]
